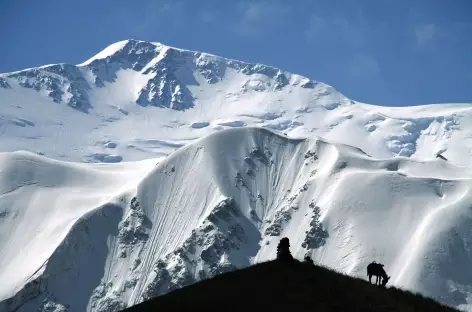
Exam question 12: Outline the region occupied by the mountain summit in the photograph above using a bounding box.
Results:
[1,40,472,311]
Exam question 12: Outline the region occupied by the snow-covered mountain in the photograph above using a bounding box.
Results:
[1,39,472,311]
[1,39,472,166]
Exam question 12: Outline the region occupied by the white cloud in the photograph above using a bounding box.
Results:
[242,2,264,23]
[347,55,380,78]
[304,11,368,48]
[199,10,218,23]
[305,14,325,39]
[233,1,291,37]
[115,1,187,34]
[415,24,436,46]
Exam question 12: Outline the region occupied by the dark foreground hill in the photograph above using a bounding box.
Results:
[123,260,458,312]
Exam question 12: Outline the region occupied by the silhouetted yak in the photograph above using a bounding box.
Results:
[367,262,390,287]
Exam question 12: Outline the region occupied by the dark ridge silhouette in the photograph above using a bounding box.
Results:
[123,260,459,312]
[367,261,391,287]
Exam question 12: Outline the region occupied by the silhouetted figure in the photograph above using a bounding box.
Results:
[276,237,294,264]
[304,255,314,264]
[367,261,390,287]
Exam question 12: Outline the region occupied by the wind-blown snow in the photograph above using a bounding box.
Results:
[1,39,472,311]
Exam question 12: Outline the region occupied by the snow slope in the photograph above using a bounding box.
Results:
[0,152,157,304]
[2,128,472,311]
[1,40,472,311]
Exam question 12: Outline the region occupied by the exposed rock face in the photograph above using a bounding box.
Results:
[301,203,328,249]
[0,77,10,88]
[141,197,257,301]
[7,64,91,111]
[136,48,195,110]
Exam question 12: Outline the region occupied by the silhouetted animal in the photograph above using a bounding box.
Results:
[367,262,390,287]
[304,255,314,264]
[276,237,294,264]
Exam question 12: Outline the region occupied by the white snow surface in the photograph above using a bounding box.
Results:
[1,39,472,311]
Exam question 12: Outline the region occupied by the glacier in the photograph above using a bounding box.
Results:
[1,39,472,311]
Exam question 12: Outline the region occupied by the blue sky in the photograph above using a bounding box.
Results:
[2,0,471,106]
